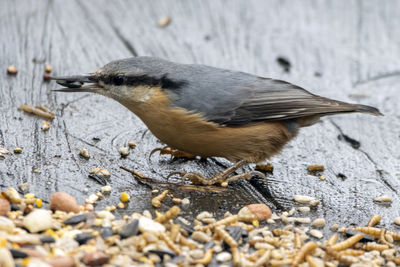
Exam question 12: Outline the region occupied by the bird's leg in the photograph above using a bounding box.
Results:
[149,146,196,160]
[168,160,263,186]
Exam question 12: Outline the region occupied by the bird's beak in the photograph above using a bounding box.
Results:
[50,74,101,93]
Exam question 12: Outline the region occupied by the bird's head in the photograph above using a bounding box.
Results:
[52,57,184,105]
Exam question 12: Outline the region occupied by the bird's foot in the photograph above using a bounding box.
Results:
[167,170,265,186]
[149,146,196,160]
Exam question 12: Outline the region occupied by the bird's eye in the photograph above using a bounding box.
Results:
[113,75,124,86]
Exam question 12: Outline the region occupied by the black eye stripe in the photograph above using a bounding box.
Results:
[113,75,124,86]
[101,74,186,90]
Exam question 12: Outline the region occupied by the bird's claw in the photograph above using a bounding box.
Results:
[149,146,196,160]
[166,170,262,186]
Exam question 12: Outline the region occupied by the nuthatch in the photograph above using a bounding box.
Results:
[52,57,382,185]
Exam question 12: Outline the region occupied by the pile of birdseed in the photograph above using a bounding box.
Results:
[1,187,400,267]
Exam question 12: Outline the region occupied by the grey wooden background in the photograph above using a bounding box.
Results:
[1,0,399,232]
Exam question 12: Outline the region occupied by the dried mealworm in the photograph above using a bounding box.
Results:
[362,242,389,251]
[380,229,394,248]
[325,247,358,265]
[155,205,180,224]
[331,233,364,251]
[160,232,181,255]
[270,259,293,266]
[338,249,364,257]
[18,104,55,119]
[306,255,324,267]
[351,227,381,237]
[292,241,317,265]
[307,165,324,172]
[193,249,213,265]
[215,226,238,248]
[231,247,241,267]
[273,229,292,236]
[200,215,238,230]
[327,234,339,246]
[151,189,169,208]
[367,215,381,227]
[255,249,271,266]
[169,223,181,241]
[294,232,302,249]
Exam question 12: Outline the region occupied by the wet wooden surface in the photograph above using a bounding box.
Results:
[1,0,399,234]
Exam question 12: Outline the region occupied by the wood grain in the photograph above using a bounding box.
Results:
[0,0,399,233]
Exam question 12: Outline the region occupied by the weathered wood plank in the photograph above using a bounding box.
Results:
[1,0,399,233]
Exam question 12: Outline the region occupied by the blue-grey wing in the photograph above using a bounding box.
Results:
[164,63,372,126]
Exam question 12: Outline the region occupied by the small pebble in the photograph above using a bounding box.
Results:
[101,185,112,193]
[189,249,204,259]
[74,233,94,245]
[191,231,211,243]
[0,216,15,233]
[63,214,87,225]
[119,219,139,239]
[10,249,28,259]
[119,146,130,157]
[3,187,22,204]
[40,236,55,243]
[310,229,323,239]
[0,198,11,216]
[239,204,272,221]
[7,65,18,74]
[101,227,114,239]
[374,195,392,203]
[82,251,110,266]
[138,217,165,235]
[13,147,23,154]
[216,251,232,262]
[181,198,190,209]
[46,256,74,267]
[158,16,171,27]
[23,209,53,233]
[79,148,90,159]
[0,249,14,267]
[33,169,41,173]
[18,183,30,193]
[50,192,80,213]
[312,218,326,228]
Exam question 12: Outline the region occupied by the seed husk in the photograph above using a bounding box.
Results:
[158,16,171,27]
[7,65,18,74]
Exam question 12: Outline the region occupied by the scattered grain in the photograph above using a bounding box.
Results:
[158,16,171,27]
[7,65,18,74]
[79,148,90,159]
